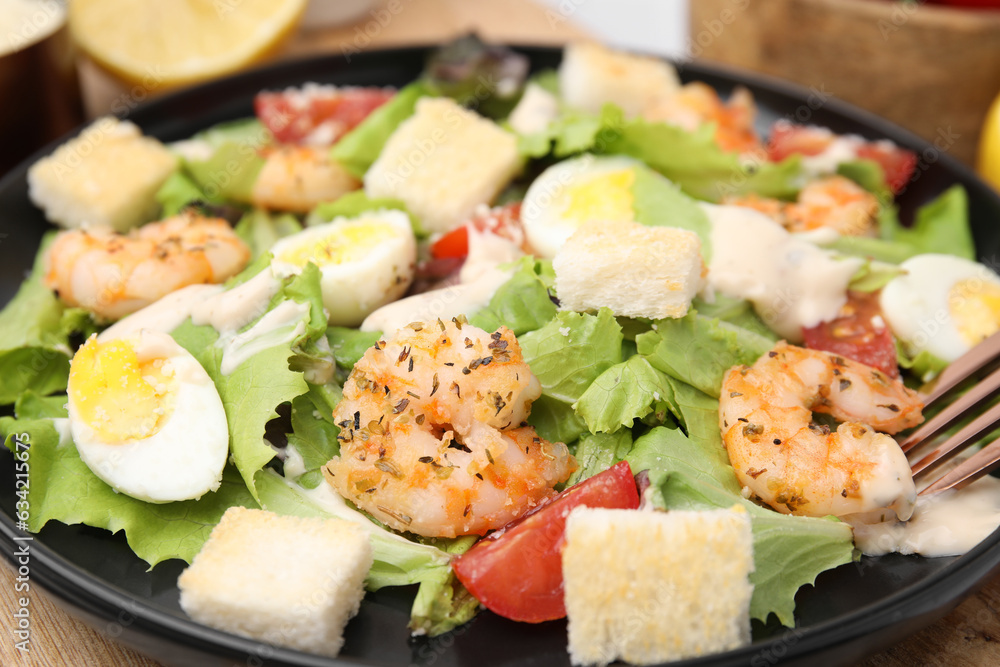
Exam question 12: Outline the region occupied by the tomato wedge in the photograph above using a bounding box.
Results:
[429,202,524,260]
[767,123,917,194]
[452,461,640,623]
[803,291,900,378]
[254,87,393,145]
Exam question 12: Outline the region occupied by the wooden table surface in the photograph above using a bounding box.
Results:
[3,0,1000,665]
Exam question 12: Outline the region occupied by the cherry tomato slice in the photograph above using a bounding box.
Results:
[452,461,640,623]
[254,88,393,145]
[767,124,917,195]
[429,202,524,260]
[803,291,900,378]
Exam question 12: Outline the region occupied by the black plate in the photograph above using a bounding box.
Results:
[3,46,1000,667]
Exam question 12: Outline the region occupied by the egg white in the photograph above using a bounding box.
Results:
[880,254,1000,362]
[68,330,229,504]
[521,154,641,258]
[270,209,416,326]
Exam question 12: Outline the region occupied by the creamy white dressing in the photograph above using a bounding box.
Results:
[360,227,524,334]
[219,300,309,375]
[191,268,282,334]
[508,82,560,135]
[703,203,862,341]
[98,284,224,342]
[281,443,307,479]
[798,136,862,178]
[850,474,1000,557]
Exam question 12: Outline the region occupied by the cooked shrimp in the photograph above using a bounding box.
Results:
[251,145,360,213]
[644,83,762,154]
[725,175,879,236]
[325,318,576,538]
[44,212,250,321]
[720,342,923,520]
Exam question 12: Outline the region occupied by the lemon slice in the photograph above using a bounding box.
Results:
[68,0,307,88]
[977,90,1000,191]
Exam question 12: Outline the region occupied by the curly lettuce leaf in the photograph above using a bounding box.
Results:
[469,257,558,336]
[626,427,855,626]
[575,356,673,434]
[637,313,772,398]
[156,171,222,216]
[0,235,95,404]
[566,430,635,485]
[14,390,68,420]
[520,308,623,403]
[823,234,919,265]
[527,393,588,445]
[1,416,258,567]
[331,82,434,179]
[690,295,778,341]
[286,384,342,489]
[631,166,713,260]
[328,326,382,369]
[234,208,302,259]
[172,264,330,501]
[880,185,974,260]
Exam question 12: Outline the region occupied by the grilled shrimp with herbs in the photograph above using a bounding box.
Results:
[43,212,250,321]
[720,342,923,521]
[325,318,577,538]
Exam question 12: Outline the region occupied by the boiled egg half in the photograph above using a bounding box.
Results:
[67,330,229,503]
[880,254,1000,363]
[270,209,416,327]
[521,154,642,258]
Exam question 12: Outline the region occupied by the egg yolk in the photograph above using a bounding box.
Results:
[68,336,175,444]
[277,220,398,267]
[561,168,636,226]
[949,278,1000,347]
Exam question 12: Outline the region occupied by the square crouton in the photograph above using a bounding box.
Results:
[553,221,705,320]
[178,507,372,658]
[558,42,680,118]
[28,117,177,231]
[562,506,754,666]
[364,97,521,233]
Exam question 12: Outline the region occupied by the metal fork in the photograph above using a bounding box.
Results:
[898,331,1000,495]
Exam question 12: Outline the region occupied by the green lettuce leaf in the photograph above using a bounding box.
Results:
[518,104,619,159]
[837,159,892,202]
[600,115,804,201]
[156,171,221,216]
[172,264,330,501]
[880,185,974,260]
[526,394,588,445]
[179,119,271,204]
[631,166,713,260]
[0,235,95,405]
[690,295,778,341]
[823,234,919,265]
[520,308,623,403]
[331,82,433,179]
[14,390,68,420]
[896,340,949,383]
[234,208,303,259]
[286,384,342,489]
[408,535,480,636]
[468,257,558,336]
[659,375,725,450]
[567,430,635,485]
[307,191,424,236]
[328,326,382,369]
[626,427,855,626]
[575,356,673,434]
[637,313,772,398]
[1,416,258,567]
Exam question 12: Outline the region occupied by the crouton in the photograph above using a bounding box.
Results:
[178,507,372,658]
[558,42,681,118]
[562,506,754,666]
[364,97,521,233]
[28,117,177,231]
[553,221,705,320]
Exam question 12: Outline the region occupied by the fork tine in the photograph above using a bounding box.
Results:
[919,436,1000,495]
[900,365,1000,452]
[910,400,1000,477]
[921,330,1000,406]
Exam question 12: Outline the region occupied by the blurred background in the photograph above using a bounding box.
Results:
[3,0,999,180]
